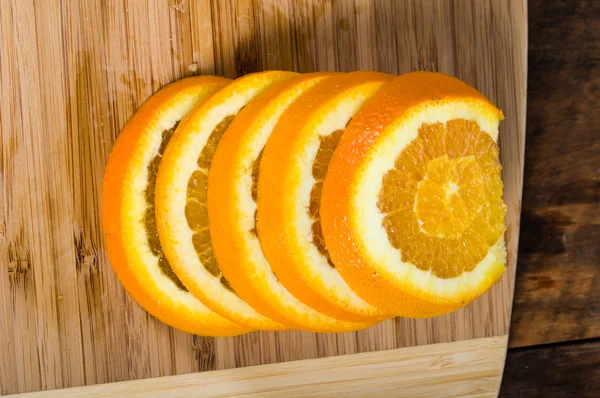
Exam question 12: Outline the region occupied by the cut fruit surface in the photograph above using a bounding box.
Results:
[156,71,296,331]
[321,71,507,317]
[102,76,250,336]
[208,72,376,332]
[257,71,395,322]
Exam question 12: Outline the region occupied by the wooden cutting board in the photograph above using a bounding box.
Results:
[0,0,527,396]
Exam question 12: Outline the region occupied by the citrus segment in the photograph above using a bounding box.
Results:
[144,121,187,290]
[185,115,236,291]
[379,119,505,279]
[156,71,297,331]
[310,129,344,267]
[321,71,507,317]
[102,76,250,336]
[258,71,395,322]
[208,73,375,332]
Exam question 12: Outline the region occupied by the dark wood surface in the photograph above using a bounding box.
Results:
[502,339,600,397]
[501,0,599,395]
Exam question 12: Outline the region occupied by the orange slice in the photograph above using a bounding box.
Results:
[209,72,375,332]
[258,71,395,322]
[155,71,296,331]
[321,71,507,317]
[102,76,250,336]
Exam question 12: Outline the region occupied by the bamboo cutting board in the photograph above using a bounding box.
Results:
[0,0,526,396]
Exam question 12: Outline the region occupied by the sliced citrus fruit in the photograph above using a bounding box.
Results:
[156,71,296,331]
[258,71,395,322]
[208,72,375,332]
[102,76,250,336]
[321,71,507,317]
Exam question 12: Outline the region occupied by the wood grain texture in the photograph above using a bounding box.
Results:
[501,338,600,397]
[10,336,507,398]
[507,0,600,349]
[0,0,526,395]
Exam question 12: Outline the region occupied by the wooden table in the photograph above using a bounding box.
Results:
[499,1,600,396]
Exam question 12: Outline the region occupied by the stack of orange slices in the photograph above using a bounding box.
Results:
[102,71,507,336]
